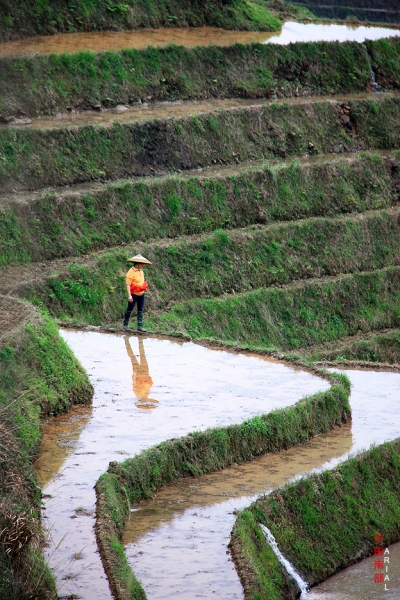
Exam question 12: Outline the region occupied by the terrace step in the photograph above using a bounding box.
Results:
[1,207,399,322]
[1,93,399,193]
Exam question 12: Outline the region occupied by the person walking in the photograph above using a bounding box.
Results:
[123,254,152,332]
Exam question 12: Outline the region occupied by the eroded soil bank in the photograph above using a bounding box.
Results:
[121,368,400,599]
[0,22,398,56]
[36,330,329,599]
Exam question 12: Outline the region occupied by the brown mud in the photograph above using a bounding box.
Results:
[0,294,41,343]
[0,22,398,57]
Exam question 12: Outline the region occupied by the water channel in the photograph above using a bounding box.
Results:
[0,22,399,57]
[35,331,400,599]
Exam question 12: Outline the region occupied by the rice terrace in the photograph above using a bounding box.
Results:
[0,1,400,599]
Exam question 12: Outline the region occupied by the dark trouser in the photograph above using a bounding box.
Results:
[124,294,145,326]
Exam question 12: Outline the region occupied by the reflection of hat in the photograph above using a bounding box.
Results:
[127,254,152,264]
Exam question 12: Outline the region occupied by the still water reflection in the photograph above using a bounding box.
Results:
[123,425,353,600]
[36,330,329,599]
[124,336,158,411]
[123,368,400,599]
[0,22,398,57]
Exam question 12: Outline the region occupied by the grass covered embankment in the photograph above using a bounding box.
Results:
[0,0,281,42]
[302,328,400,364]
[289,0,400,25]
[231,438,400,599]
[0,39,376,117]
[365,37,400,90]
[0,296,93,599]
[95,371,350,600]
[149,266,400,350]
[1,151,397,265]
[19,208,400,325]
[1,95,400,193]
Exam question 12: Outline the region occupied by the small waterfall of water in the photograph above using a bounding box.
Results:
[259,523,309,598]
[121,486,132,512]
[363,44,381,93]
[370,68,381,93]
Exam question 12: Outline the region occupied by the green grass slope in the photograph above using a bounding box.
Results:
[0,39,373,117]
[302,328,400,364]
[0,151,396,265]
[1,95,400,193]
[0,297,93,599]
[0,0,281,42]
[18,208,400,325]
[231,438,400,599]
[149,266,400,350]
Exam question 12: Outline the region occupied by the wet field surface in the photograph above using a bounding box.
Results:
[36,330,330,599]
[308,541,400,599]
[122,368,400,599]
[0,22,398,56]
[123,425,353,599]
[7,14,399,600]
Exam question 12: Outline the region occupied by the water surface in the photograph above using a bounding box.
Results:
[36,330,329,599]
[123,368,400,599]
[308,541,400,599]
[0,22,398,57]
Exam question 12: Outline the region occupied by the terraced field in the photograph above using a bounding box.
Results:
[1,19,400,600]
[289,0,400,25]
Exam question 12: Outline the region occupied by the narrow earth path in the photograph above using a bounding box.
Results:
[1,92,396,131]
[36,329,330,599]
[1,207,398,297]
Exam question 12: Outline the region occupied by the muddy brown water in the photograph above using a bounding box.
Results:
[0,22,399,57]
[122,367,400,599]
[36,330,331,599]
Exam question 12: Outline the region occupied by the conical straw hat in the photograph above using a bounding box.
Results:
[127,254,152,264]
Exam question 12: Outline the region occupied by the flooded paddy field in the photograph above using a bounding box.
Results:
[122,368,400,599]
[36,329,330,599]
[0,21,398,57]
[2,7,398,600]
[35,330,400,599]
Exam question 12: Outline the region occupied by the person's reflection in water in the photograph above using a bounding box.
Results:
[124,336,158,411]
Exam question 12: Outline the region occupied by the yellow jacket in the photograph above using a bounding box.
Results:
[126,267,145,296]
